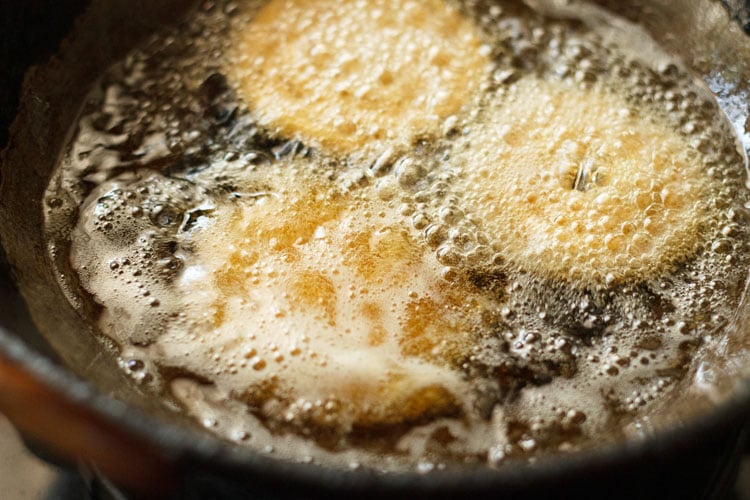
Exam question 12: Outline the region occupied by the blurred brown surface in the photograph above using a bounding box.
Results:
[0,414,55,500]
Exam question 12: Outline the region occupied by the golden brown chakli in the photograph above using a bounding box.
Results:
[227,0,490,153]
[454,79,708,286]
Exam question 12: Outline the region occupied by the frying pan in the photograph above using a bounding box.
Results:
[2,0,750,498]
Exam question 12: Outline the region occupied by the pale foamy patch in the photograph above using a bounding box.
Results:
[157,166,488,432]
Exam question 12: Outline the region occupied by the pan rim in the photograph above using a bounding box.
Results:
[2,0,750,494]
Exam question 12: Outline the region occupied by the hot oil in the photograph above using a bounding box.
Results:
[44,0,750,471]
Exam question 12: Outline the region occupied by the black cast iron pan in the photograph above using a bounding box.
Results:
[2,1,750,498]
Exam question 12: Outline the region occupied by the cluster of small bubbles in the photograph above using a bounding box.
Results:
[280,397,345,430]
[76,172,206,308]
[492,405,589,461]
[116,356,156,385]
[623,380,671,413]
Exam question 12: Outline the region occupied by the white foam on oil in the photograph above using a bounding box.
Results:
[157,164,491,433]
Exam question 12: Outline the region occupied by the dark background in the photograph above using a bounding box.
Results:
[1,0,87,150]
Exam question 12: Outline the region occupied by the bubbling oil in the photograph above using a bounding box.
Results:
[45,0,750,472]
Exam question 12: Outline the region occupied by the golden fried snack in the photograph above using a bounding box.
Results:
[161,166,486,432]
[227,0,489,153]
[455,78,708,286]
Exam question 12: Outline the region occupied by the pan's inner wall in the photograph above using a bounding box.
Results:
[0,0,204,423]
[0,0,87,150]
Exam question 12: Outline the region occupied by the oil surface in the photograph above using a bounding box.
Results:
[45,0,750,472]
